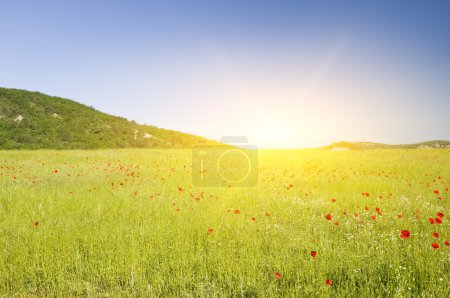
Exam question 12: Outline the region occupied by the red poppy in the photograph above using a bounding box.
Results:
[437,212,444,218]
[431,243,439,249]
[207,228,214,233]
[445,241,449,246]
[433,190,439,194]
[429,218,435,224]
[433,232,439,238]
[334,221,340,226]
[326,279,333,286]
[234,209,240,214]
[325,213,332,221]
[275,272,282,280]
[435,217,442,224]
[331,198,336,202]
[310,251,317,258]
[397,214,403,218]
[371,215,376,220]
[365,206,370,211]
[401,230,410,239]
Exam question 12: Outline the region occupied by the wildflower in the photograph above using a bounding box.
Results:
[401,230,410,239]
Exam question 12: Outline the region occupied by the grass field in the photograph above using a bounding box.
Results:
[0,149,449,297]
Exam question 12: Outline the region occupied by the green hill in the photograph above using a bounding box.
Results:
[0,87,216,149]
[326,140,450,150]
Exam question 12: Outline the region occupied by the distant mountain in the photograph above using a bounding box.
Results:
[325,140,450,150]
[0,87,217,149]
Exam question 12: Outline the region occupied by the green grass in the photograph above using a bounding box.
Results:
[0,149,449,297]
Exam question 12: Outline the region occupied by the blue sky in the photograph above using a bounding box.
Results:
[1,0,450,148]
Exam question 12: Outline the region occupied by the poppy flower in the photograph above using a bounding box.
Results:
[275,272,282,280]
[445,241,449,246]
[310,251,317,258]
[207,228,214,234]
[429,218,435,224]
[325,213,332,221]
[331,198,336,202]
[371,215,376,220]
[433,232,439,238]
[401,230,410,239]
[433,190,439,194]
[326,279,333,286]
[437,212,444,218]
[234,209,240,214]
[397,214,403,218]
[431,243,439,249]
[435,217,442,224]
[334,221,340,226]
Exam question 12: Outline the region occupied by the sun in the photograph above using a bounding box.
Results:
[257,124,293,148]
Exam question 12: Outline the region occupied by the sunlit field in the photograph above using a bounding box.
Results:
[0,149,449,297]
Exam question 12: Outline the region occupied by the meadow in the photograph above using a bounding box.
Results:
[0,149,449,297]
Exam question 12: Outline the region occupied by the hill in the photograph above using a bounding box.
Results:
[326,140,450,150]
[0,87,216,149]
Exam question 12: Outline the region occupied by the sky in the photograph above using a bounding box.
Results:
[1,0,450,148]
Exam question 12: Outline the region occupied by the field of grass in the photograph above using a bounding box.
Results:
[0,149,449,297]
